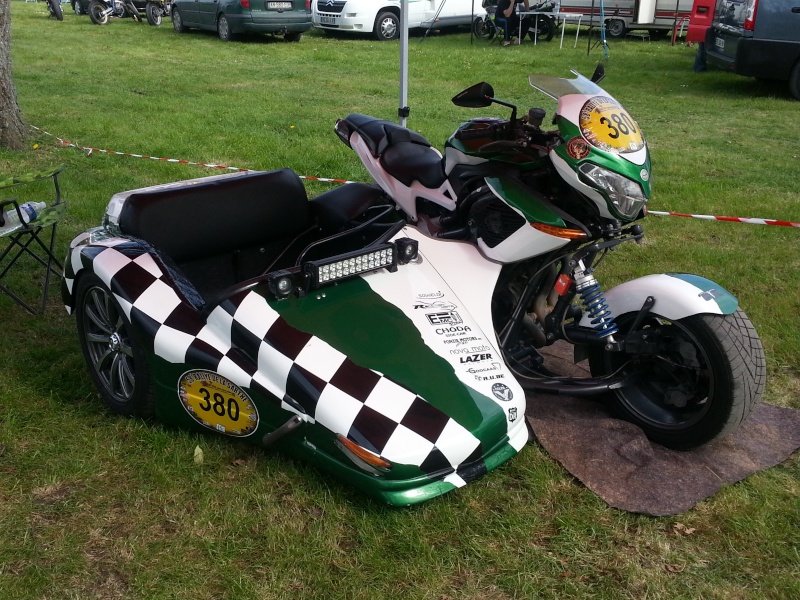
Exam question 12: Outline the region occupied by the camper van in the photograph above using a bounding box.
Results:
[557,0,693,38]
[311,0,487,41]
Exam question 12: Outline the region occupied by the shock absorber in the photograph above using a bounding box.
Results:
[573,261,618,340]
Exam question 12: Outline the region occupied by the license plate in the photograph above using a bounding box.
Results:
[320,15,337,24]
[268,1,293,8]
[715,37,725,50]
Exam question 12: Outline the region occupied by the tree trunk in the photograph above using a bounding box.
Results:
[0,0,27,151]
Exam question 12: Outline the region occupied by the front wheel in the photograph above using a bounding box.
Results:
[526,15,554,42]
[146,2,163,26]
[374,11,399,41]
[172,6,186,32]
[789,59,800,101]
[46,0,64,20]
[88,0,110,25]
[75,274,154,417]
[473,15,495,40]
[606,18,627,38]
[587,308,765,449]
[217,14,234,41]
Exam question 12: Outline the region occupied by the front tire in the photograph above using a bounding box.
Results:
[88,0,110,25]
[73,0,85,16]
[588,308,765,449]
[374,11,399,41]
[606,18,626,38]
[217,14,234,41]
[284,31,302,42]
[172,6,186,32]
[46,0,64,20]
[76,274,154,418]
[789,59,800,101]
[526,15,554,42]
[473,15,495,40]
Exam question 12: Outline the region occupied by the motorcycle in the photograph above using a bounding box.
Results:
[333,65,766,450]
[46,0,64,21]
[88,0,142,25]
[474,0,557,43]
[145,0,171,26]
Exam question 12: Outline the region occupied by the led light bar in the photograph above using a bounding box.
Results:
[313,245,396,285]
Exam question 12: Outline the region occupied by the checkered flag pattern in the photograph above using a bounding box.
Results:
[64,240,486,485]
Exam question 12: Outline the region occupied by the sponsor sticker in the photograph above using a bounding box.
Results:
[579,96,645,154]
[178,370,258,437]
[491,383,514,402]
[426,311,462,326]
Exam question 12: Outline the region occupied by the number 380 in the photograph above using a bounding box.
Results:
[198,388,240,421]
[599,112,638,139]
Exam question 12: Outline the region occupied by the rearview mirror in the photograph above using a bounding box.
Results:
[591,63,606,84]
[452,82,495,108]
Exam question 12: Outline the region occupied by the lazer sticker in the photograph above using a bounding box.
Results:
[579,96,645,154]
[178,370,258,437]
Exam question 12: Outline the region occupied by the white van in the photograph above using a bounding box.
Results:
[312,0,487,41]
[557,0,693,38]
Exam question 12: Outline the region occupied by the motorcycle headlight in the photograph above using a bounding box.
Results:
[578,163,647,220]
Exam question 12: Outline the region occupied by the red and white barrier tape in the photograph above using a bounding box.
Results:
[30,126,359,185]
[30,126,800,227]
[648,210,800,228]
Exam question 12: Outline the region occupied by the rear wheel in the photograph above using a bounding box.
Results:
[526,15,554,42]
[374,11,399,41]
[473,15,495,40]
[73,0,85,15]
[284,31,302,42]
[146,2,163,26]
[88,0,109,25]
[587,308,765,449]
[217,14,234,41]
[76,274,154,418]
[46,0,64,20]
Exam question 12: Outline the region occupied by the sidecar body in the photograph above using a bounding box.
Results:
[62,169,529,506]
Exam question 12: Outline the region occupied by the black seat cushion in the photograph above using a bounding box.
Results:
[380,143,446,189]
[341,114,433,158]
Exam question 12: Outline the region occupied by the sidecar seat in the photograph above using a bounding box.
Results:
[340,114,446,189]
[114,169,312,300]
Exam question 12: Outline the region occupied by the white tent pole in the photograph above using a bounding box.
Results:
[399,0,409,126]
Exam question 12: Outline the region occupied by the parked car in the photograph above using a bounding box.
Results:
[311,0,486,41]
[705,0,800,99]
[171,0,312,42]
[71,0,147,15]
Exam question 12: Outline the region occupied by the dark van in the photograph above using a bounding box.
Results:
[705,0,800,99]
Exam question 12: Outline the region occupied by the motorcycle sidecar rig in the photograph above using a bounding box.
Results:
[63,169,529,506]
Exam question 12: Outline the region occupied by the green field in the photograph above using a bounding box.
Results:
[1,3,798,598]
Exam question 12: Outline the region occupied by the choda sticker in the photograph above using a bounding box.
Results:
[178,370,258,437]
[579,96,645,154]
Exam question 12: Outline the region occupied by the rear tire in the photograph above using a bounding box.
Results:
[146,2,163,26]
[284,31,302,42]
[46,0,64,20]
[88,0,109,25]
[172,6,186,33]
[587,308,765,449]
[217,14,234,41]
[473,16,495,40]
[73,0,85,16]
[526,15,554,42]
[76,274,154,418]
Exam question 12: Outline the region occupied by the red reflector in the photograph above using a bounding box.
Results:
[554,274,572,296]
[744,0,758,30]
[240,0,250,8]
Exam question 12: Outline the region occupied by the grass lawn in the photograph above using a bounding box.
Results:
[1,3,798,599]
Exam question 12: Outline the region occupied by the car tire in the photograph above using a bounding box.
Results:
[606,19,626,38]
[284,31,302,42]
[75,274,154,418]
[374,11,399,41]
[88,0,110,25]
[789,60,800,101]
[73,0,85,15]
[217,14,235,41]
[172,6,186,33]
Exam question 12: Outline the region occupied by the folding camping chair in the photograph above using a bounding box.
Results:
[0,166,67,314]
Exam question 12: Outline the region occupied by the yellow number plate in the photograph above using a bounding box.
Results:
[579,96,645,154]
[178,370,259,437]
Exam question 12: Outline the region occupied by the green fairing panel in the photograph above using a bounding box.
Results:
[485,176,566,227]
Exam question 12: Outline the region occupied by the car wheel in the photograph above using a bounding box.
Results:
[284,31,302,42]
[73,0,84,15]
[789,60,800,101]
[606,19,626,38]
[88,0,109,25]
[374,11,399,41]
[75,274,154,418]
[172,6,186,33]
[218,14,234,41]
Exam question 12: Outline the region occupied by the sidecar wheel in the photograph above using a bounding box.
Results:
[76,274,154,418]
[587,308,765,449]
[88,0,109,25]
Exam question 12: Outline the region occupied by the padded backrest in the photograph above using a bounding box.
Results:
[117,169,309,263]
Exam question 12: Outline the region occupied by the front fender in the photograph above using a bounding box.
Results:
[579,273,738,326]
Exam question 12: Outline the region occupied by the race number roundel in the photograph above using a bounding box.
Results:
[579,96,645,154]
[178,370,259,437]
